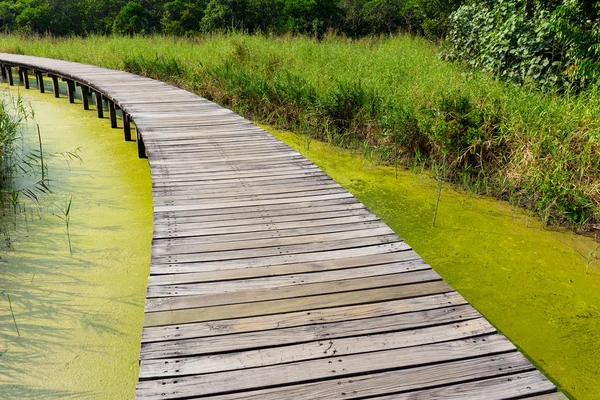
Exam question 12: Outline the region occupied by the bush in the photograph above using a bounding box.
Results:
[445,0,600,89]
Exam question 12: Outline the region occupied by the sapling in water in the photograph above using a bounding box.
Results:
[2,292,20,337]
[586,245,599,274]
[55,195,73,254]
[432,158,448,228]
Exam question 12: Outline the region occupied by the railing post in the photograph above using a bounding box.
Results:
[63,78,75,103]
[95,91,104,118]
[80,85,89,110]
[49,74,60,98]
[136,129,147,159]
[7,66,13,86]
[22,68,30,89]
[36,71,44,93]
[123,113,132,141]
[109,100,117,128]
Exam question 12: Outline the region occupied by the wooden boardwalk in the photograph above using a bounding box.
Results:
[0,54,567,400]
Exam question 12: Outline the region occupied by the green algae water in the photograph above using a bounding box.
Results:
[264,126,600,400]
[0,84,152,398]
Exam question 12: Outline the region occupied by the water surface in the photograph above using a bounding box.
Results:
[1,84,152,399]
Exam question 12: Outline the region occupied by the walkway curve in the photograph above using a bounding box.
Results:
[0,54,566,400]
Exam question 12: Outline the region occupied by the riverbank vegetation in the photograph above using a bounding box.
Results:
[0,91,49,247]
[1,33,599,234]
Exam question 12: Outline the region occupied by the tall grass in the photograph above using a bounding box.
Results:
[1,33,599,231]
[0,90,51,247]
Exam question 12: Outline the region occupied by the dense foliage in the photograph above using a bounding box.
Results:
[445,0,600,89]
[0,0,466,37]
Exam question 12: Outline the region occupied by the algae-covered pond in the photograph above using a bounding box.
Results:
[266,126,600,400]
[0,85,152,398]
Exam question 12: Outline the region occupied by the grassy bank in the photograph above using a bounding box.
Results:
[267,124,600,400]
[1,33,599,231]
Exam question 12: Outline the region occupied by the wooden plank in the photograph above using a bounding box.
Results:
[141,292,468,343]
[370,371,556,399]
[145,270,442,312]
[152,200,364,221]
[151,185,345,204]
[152,206,369,227]
[150,234,405,266]
[525,394,569,400]
[151,227,396,258]
[153,220,389,244]
[150,242,413,274]
[153,193,356,213]
[143,280,454,327]
[147,251,423,286]
[202,352,537,400]
[146,260,430,297]
[135,335,516,399]
[140,306,484,360]
[139,318,495,378]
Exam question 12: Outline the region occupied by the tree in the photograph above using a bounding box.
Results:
[162,0,206,35]
[113,1,153,34]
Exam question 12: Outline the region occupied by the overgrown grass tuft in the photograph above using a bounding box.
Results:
[1,33,598,231]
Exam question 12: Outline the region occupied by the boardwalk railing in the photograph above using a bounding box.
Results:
[0,54,567,400]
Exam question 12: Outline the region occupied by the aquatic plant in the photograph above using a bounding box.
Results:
[431,158,448,227]
[54,195,73,254]
[586,245,599,274]
[2,292,20,337]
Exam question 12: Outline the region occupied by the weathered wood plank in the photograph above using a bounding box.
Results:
[141,292,467,343]
[202,353,537,400]
[139,318,495,378]
[146,260,430,298]
[135,335,516,399]
[143,280,454,327]
[149,242,415,274]
[150,234,406,266]
[152,220,390,246]
[140,306,484,360]
[370,371,555,399]
[147,251,422,285]
[145,270,441,312]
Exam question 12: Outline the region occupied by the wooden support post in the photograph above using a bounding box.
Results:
[7,66,13,86]
[123,113,132,141]
[36,72,44,93]
[22,69,30,89]
[17,67,23,84]
[1,65,6,80]
[109,101,117,128]
[136,129,147,159]
[81,85,89,110]
[95,92,104,118]
[50,75,60,98]
[64,79,75,103]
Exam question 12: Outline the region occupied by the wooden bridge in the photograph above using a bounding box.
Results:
[0,54,567,399]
